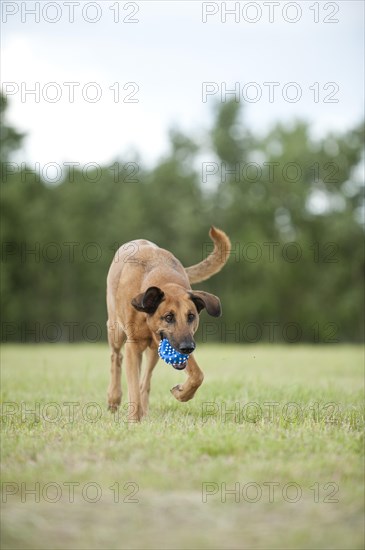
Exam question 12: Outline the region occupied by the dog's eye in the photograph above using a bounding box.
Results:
[164,314,174,323]
[187,313,196,323]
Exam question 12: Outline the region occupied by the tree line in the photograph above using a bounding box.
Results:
[1,93,364,343]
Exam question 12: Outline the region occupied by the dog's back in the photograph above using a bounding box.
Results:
[107,226,231,307]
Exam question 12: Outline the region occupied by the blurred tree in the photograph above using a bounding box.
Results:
[0,93,24,164]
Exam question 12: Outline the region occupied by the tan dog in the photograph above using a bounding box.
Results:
[106,226,231,421]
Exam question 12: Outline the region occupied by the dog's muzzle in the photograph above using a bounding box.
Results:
[158,338,190,370]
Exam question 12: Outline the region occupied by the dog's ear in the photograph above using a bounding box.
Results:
[189,291,222,317]
[131,286,165,314]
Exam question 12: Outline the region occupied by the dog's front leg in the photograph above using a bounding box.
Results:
[140,346,159,416]
[170,354,204,402]
[124,343,143,421]
[107,322,125,412]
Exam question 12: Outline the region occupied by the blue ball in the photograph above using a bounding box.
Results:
[158,338,189,370]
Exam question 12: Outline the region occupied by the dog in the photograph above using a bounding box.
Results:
[106,226,231,421]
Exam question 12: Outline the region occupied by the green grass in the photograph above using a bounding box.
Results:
[1,344,364,550]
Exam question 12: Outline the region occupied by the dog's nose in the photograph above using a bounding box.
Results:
[179,342,196,354]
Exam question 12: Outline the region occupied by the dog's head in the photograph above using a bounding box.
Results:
[131,283,221,353]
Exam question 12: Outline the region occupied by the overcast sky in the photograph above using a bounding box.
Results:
[2,0,364,169]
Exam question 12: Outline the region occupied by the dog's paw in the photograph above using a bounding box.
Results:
[170,384,185,401]
[107,390,121,413]
[107,396,121,413]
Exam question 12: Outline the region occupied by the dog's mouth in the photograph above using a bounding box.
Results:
[172,362,187,370]
[158,332,188,370]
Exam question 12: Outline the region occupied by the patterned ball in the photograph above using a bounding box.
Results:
[158,338,189,370]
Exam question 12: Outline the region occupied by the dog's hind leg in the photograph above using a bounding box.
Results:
[107,320,126,412]
[140,346,159,417]
[170,354,204,402]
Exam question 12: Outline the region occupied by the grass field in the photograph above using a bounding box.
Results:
[1,344,364,550]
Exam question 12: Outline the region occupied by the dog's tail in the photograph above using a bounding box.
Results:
[185,226,231,284]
